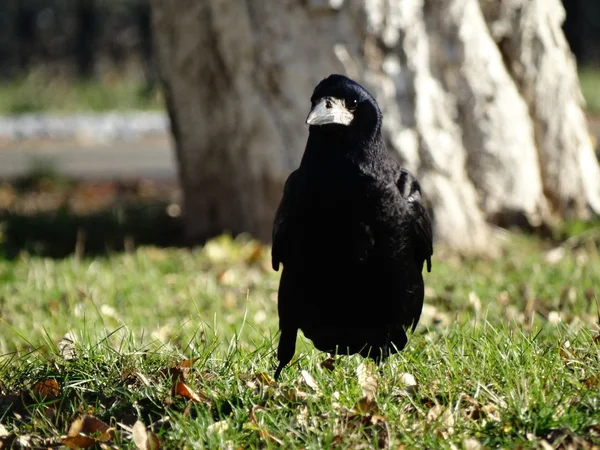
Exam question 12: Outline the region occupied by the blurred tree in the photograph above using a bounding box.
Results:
[150,0,600,255]
[74,0,97,78]
[16,0,35,71]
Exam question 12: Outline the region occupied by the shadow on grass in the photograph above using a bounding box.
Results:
[0,171,186,259]
[0,204,185,260]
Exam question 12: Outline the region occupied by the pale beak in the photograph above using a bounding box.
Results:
[305,97,354,126]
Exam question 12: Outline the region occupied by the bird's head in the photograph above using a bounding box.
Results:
[306,74,382,137]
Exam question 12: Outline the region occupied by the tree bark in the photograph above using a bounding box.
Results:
[150,0,599,254]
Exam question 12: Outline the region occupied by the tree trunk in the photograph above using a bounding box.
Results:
[150,0,599,254]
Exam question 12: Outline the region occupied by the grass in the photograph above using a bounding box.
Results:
[0,72,163,115]
[0,228,599,449]
[580,66,600,115]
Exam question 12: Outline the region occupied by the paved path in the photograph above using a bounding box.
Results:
[0,137,177,180]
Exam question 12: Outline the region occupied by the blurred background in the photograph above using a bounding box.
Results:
[0,0,598,258]
[0,0,177,258]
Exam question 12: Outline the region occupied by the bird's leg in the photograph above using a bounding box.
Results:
[274,327,298,381]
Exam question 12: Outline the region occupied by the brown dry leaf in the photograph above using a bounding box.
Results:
[32,379,60,398]
[63,414,114,449]
[460,395,486,421]
[177,357,201,369]
[584,375,600,389]
[132,420,160,450]
[281,387,309,402]
[244,372,276,392]
[64,434,96,450]
[166,357,200,382]
[355,361,379,415]
[58,332,77,361]
[397,373,418,397]
[173,381,209,404]
[132,420,148,450]
[427,405,455,438]
[0,434,16,450]
[318,357,336,372]
[249,406,283,445]
[254,372,275,387]
[0,423,14,450]
[357,361,378,402]
[482,404,501,422]
[300,370,320,394]
[334,407,389,448]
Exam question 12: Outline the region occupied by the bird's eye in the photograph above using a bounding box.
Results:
[346,98,358,111]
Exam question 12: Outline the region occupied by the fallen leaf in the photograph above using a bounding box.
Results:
[32,379,60,398]
[254,372,275,386]
[58,332,77,361]
[584,375,600,389]
[318,357,336,372]
[177,357,201,369]
[166,357,200,382]
[355,362,379,414]
[132,420,148,450]
[300,370,320,393]
[64,434,96,450]
[132,420,160,450]
[463,438,482,450]
[244,372,276,391]
[63,414,114,449]
[427,405,455,437]
[357,362,378,402]
[281,387,309,402]
[482,404,501,422]
[173,381,209,403]
[0,433,15,450]
[460,395,486,421]
[333,407,389,448]
[397,372,418,396]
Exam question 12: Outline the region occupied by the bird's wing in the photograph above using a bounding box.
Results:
[396,168,433,272]
[272,169,301,271]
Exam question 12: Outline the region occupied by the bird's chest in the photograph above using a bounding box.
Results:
[298,173,375,260]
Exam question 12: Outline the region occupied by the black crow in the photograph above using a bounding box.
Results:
[271,74,433,380]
